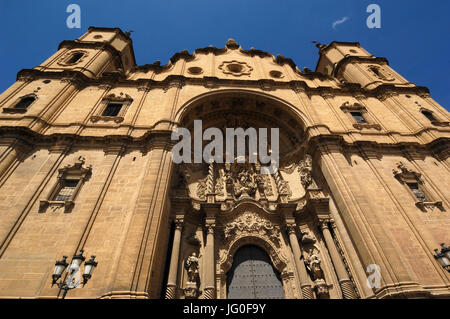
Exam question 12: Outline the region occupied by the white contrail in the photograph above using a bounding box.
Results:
[332,16,349,29]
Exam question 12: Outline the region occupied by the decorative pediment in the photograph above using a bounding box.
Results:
[40,156,92,213]
[57,156,92,179]
[339,101,366,112]
[103,92,133,102]
[392,162,421,183]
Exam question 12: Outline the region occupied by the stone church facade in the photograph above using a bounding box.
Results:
[0,27,449,299]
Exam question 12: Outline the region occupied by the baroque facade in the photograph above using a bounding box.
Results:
[0,27,449,299]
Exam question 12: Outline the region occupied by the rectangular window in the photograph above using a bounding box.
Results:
[15,96,35,109]
[406,182,427,202]
[421,110,436,122]
[102,103,123,117]
[350,112,367,124]
[55,179,79,201]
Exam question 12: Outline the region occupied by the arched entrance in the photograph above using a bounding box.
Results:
[226,245,285,299]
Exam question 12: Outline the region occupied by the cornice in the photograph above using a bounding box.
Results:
[58,40,124,63]
[87,26,133,43]
[1,126,448,160]
[15,69,432,99]
[0,126,174,153]
[318,41,362,55]
[333,56,389,77]
[309,135,450,160]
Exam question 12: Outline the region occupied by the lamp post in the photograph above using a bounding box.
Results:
[433,243,450,272]
[51,249,98,299]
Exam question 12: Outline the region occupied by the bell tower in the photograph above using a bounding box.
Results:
[315,41,413,89]
[34,27,136,78]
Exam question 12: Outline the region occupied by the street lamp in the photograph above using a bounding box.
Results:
[433,243,450,272]
[51,249,98,299]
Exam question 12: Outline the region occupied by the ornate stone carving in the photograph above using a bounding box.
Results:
[259,79,276,91]
[301,231,316,244]
[218,60,253,77]
[392,162,422,183]
[215,169,225,196]
[185,252,199,283]
[222,212,281,248]
[367,65,395,81]
[314,279,330,299]
[353,123,382,130]
[339,101,365,112]
[233,167,257,198]
[305,248,330,299]
[306,249,324,281]
[298,154,314,189]
[196,177,207,200]
[183,252,200,299]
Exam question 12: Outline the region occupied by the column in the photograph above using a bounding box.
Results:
[109,139,174,298]
[204,224,215,299]
[165,219,183,299]
[287,225,314,299]
[320,219,357,299]
[0,140,31,182]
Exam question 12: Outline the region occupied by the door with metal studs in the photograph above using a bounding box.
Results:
[226,245,285,299]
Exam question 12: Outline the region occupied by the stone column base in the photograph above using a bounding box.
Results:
[165,285,177,299]
[339,280,357,299]
[203,287,216,299]
[301,285,314,299]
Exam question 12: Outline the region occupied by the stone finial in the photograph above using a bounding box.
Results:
[312,41,326,50]
[226,38,239,49]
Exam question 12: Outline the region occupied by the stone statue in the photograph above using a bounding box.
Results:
[298,154,316,190]
[306,248,329,298]
[233,168,257,198]
[185,252,199,283]
[306,249,324,281]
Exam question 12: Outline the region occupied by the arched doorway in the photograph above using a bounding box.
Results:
[226,245,285,299]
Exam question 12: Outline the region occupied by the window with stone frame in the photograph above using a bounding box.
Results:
[90,92,133,123]
[66,52,84,64]
[406,182,427,202]
[350,111,367,124]
[2,94,37,114]
[419,108,449,127]
[340,101,381,130]
[58,50,88,66]
[39,156,92,213]
[367,65,395,81]
[54,179,79,201]
[102,103,123,117]
[392,162,443,212]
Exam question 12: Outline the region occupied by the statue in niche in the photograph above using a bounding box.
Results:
[298,154,317,190]
[306,249,325,281]
[254,174,266,199]
[185,252,199,283]
[306,248,329,298]
[234,168,257,198]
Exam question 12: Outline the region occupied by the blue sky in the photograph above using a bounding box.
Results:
[0,0,449,110]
